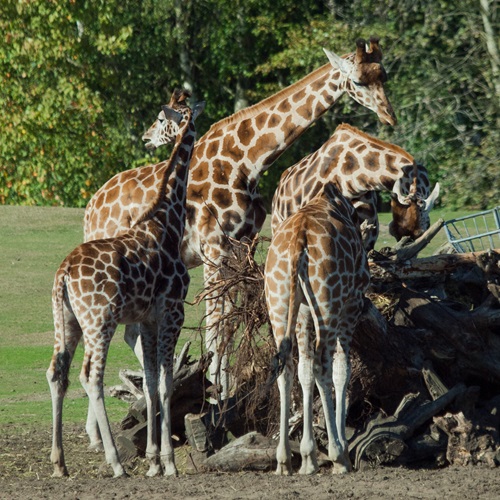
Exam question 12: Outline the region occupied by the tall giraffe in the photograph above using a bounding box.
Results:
[265,182,370,475]
[84,37,396,403]
[46,90,204,478]
[271,123,440,249]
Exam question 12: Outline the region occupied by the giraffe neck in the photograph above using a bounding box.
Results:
[316,124,415,196]
[198,63,346,182]
[137,122,196,240]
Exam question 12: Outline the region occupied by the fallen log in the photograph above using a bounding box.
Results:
[369,248,500,282]
[379,218,445,261]
[115,346,213,463]
[397,288,500,384]
[202,432,276,472]
[349,383,467,469]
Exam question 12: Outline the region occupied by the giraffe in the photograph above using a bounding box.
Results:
[271,123,440,250]
[84,37,396,406]
[46,90,205,478]
[265,182,370,475]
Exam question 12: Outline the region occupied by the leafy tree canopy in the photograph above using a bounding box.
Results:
[1,0,498,209]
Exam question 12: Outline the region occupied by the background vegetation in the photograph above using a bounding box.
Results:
[1,0,498,210]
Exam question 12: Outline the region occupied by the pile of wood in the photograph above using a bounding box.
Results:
[112,219,500,471]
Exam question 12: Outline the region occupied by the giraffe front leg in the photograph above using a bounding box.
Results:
[85,404,103,452]
[140,324,161,477]
[203,259,233,403]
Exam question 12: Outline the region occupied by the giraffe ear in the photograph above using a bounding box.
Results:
[323,48,353,75]
[368,35,383,63]
[161,106,183,125]
[192,101,206,120]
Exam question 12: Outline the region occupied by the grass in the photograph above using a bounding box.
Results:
[0,204,475,428]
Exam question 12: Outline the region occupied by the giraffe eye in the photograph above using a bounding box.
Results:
[353,80,368,87]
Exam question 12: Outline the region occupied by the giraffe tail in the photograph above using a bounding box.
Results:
[269,336,292,386]
[50,263,72,392]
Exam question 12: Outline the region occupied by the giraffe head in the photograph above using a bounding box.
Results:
[324,36,396,126]
[389,170,440,241]
[142,88,204,151]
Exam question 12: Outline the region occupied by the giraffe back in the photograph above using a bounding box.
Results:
[271,123,438,245]
[265,183,370,343]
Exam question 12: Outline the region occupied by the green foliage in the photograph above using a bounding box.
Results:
[0,0,498,208]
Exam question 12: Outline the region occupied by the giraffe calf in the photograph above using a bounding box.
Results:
[46,92,203,478]
[264,182,370,475]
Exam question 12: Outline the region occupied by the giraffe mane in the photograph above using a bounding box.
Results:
[134,117,191,225]
[334,123,415,164]
[200,62,336,136]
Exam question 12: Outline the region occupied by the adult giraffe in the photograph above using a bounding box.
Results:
[271,123,440,249]
[84,37,396,412]
[265,182,370,474]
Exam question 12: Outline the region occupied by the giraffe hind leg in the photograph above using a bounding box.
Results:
[331,337,353,473]
[314,341,350,473]
[80,341,127,478]
[157,307,184,477]
[85,323,144,452]
[47,333,80,477]
[274,335,294,475]
[297,347,319,475]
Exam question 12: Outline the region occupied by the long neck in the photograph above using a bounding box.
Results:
[197,63,346,182]
[301,125,415,196]
[136,122,196,238]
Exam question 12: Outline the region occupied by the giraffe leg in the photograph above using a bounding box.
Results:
[85,403,103,452]
[331,336,352,474]
[275,354,293,475]
[314,340,346,472]
[297,347,319,475]
[46,312,81,477]
[80,339,127,478]
[140,323,161,477]
[204,259,232,403]
[85,326,143,452]
[157,308,183,477]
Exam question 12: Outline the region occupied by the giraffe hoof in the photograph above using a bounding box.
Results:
[332,462,352,474]
[146,464,162,477]
[112,469,129,478]
[275,464,292,476]
[51,466,69,478]
[88,441,104,453]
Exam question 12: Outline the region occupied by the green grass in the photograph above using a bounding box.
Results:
[0,204,475,428]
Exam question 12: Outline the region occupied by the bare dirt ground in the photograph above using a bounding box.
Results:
[1,423,499,499]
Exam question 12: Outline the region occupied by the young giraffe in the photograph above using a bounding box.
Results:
[271,123,440,249]
[265,182,370,475]
[84,37,396,406]
[82,90,195,452]
[46,90,204,478]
